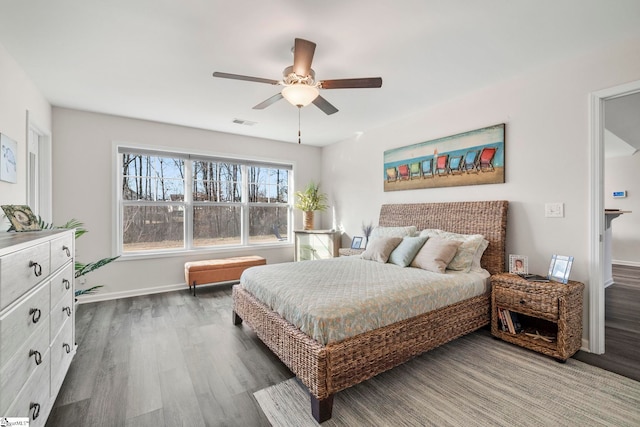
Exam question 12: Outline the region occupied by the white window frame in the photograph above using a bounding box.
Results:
[113,143,293,258]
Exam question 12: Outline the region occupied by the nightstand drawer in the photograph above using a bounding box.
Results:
[494,286,558,321]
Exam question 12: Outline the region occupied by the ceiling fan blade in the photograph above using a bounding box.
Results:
[292,38,316,77]
[312,95,338,115]
[320,77,383,89]
[253,93,284,109]
[213,72,279,85]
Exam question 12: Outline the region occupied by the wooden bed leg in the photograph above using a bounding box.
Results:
[232,310,243,325]
[311,394,334,423]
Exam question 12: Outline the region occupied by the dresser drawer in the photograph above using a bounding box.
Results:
[50,233,74,273]
[0,242,51,310]
[51,318,74,396]
[0,282,50,369]
[50,263,73,311]
[0,316,50,413]
[5,348,51,427]
[50,289,73,341]
[494,286,559,321]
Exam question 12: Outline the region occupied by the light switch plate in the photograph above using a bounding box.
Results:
[545,202,564,218]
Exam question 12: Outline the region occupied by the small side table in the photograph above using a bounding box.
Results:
[491,273,584,361]
[338,248,365,257]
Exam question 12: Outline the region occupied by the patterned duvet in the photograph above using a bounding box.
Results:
[240,256,490,345]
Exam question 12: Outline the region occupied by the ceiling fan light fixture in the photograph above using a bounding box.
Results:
[282,84,319,107]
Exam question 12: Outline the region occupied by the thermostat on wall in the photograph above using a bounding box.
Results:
[612,191,627,198]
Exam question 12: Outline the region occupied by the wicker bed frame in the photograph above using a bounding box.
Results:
[232,200,508,422]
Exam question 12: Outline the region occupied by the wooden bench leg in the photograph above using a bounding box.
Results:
[232,310,243,325]
[311,394,334,423]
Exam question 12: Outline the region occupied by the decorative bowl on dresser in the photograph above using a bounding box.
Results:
[0,229,76,425]
[490,273,584,361]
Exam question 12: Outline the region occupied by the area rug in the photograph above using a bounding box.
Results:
[254,331,640,426]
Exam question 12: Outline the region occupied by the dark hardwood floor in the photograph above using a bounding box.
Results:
[47,285,293,427]
[48,265,640,426]
[573,264,640,382]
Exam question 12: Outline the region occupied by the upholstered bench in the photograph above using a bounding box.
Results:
[184,256,266,296]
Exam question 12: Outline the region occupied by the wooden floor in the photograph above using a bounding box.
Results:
[48,266,640,426]
[573,264,640,382]
[47,285,293,427]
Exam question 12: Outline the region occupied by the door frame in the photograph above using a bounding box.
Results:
[26,110,52,223]
[589,79,640,354]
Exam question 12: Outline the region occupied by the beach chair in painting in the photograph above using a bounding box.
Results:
[463,150,480,173]
[398,164,410,180]
[386,166,398,182]
[448,155,464,174]
[478,147,497,172]
[434,154,449,176]
[421,158,434,178]
[409,162,422,179]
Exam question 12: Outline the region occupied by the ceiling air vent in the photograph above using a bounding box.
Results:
[232,118,257,126]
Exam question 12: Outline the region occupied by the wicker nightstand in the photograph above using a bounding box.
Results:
[491,273,584,361]
[338,248,365,256]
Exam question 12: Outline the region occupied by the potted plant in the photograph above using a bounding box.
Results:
[295,181,328,230]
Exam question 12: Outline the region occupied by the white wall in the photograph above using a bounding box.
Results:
[605,153,640,265]
[52,108,322,299]
[0,42,51,227]
[322,36,640,344]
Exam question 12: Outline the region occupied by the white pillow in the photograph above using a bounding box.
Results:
[419,229,487,273]
[371,226,417,239]
[470,238,490,272]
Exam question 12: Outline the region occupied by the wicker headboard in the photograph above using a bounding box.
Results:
[379,200,508,275]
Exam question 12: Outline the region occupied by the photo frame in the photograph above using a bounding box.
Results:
[351,236,364,249]
[1,133,18,183]
[548,254,574,284]
[509,254,528,274]
[1,205,42,232]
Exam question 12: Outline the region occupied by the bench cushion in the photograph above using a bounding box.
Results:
[184,256,266,285]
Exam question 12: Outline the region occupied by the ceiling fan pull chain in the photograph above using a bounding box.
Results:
[298,106,302,144]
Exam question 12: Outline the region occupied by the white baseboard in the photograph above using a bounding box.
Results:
[612,259,640,268]
[580,337,593,353]
[76,281,238,304]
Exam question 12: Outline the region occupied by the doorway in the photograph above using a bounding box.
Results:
[589,79,640,354]
[26,110,52,223]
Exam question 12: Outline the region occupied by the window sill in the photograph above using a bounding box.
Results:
[117,242,294,261]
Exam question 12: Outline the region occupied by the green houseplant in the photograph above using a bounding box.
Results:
[295,181,328,230]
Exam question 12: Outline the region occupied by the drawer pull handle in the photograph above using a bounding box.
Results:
[63,278,71,290]
[29,349,42,365]
[63,306,72,316]
[63,245,71,257]
[63,343,71,354]
[29,308,42,323]
[30,402,41,420]
[29,261,43,277]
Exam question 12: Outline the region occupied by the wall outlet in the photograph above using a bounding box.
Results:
[545,202,564,218]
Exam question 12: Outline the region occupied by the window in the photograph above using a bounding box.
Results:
[117,147,292,255]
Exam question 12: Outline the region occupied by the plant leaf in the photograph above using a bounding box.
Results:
[75,256,120,279]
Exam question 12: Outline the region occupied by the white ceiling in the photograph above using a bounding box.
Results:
[1,0,640,146]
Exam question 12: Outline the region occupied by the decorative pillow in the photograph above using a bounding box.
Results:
[470,238,490,272]
[371,226,417,239]
[361,237,403,263]
[388,236,428,267]
[419,229,487,272]
[410,237,462,273]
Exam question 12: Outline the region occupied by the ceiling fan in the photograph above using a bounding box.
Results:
[212,38,382,115]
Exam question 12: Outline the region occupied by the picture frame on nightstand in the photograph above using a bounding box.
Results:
[351,236,364,249]
[509,254,528,274]
[548,254,574,284]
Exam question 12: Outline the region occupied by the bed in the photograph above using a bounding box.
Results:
[232,200,508,422]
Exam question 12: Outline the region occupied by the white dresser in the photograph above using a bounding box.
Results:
[0,229,76,426]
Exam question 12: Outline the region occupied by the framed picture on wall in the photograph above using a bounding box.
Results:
[1,133,18,183]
